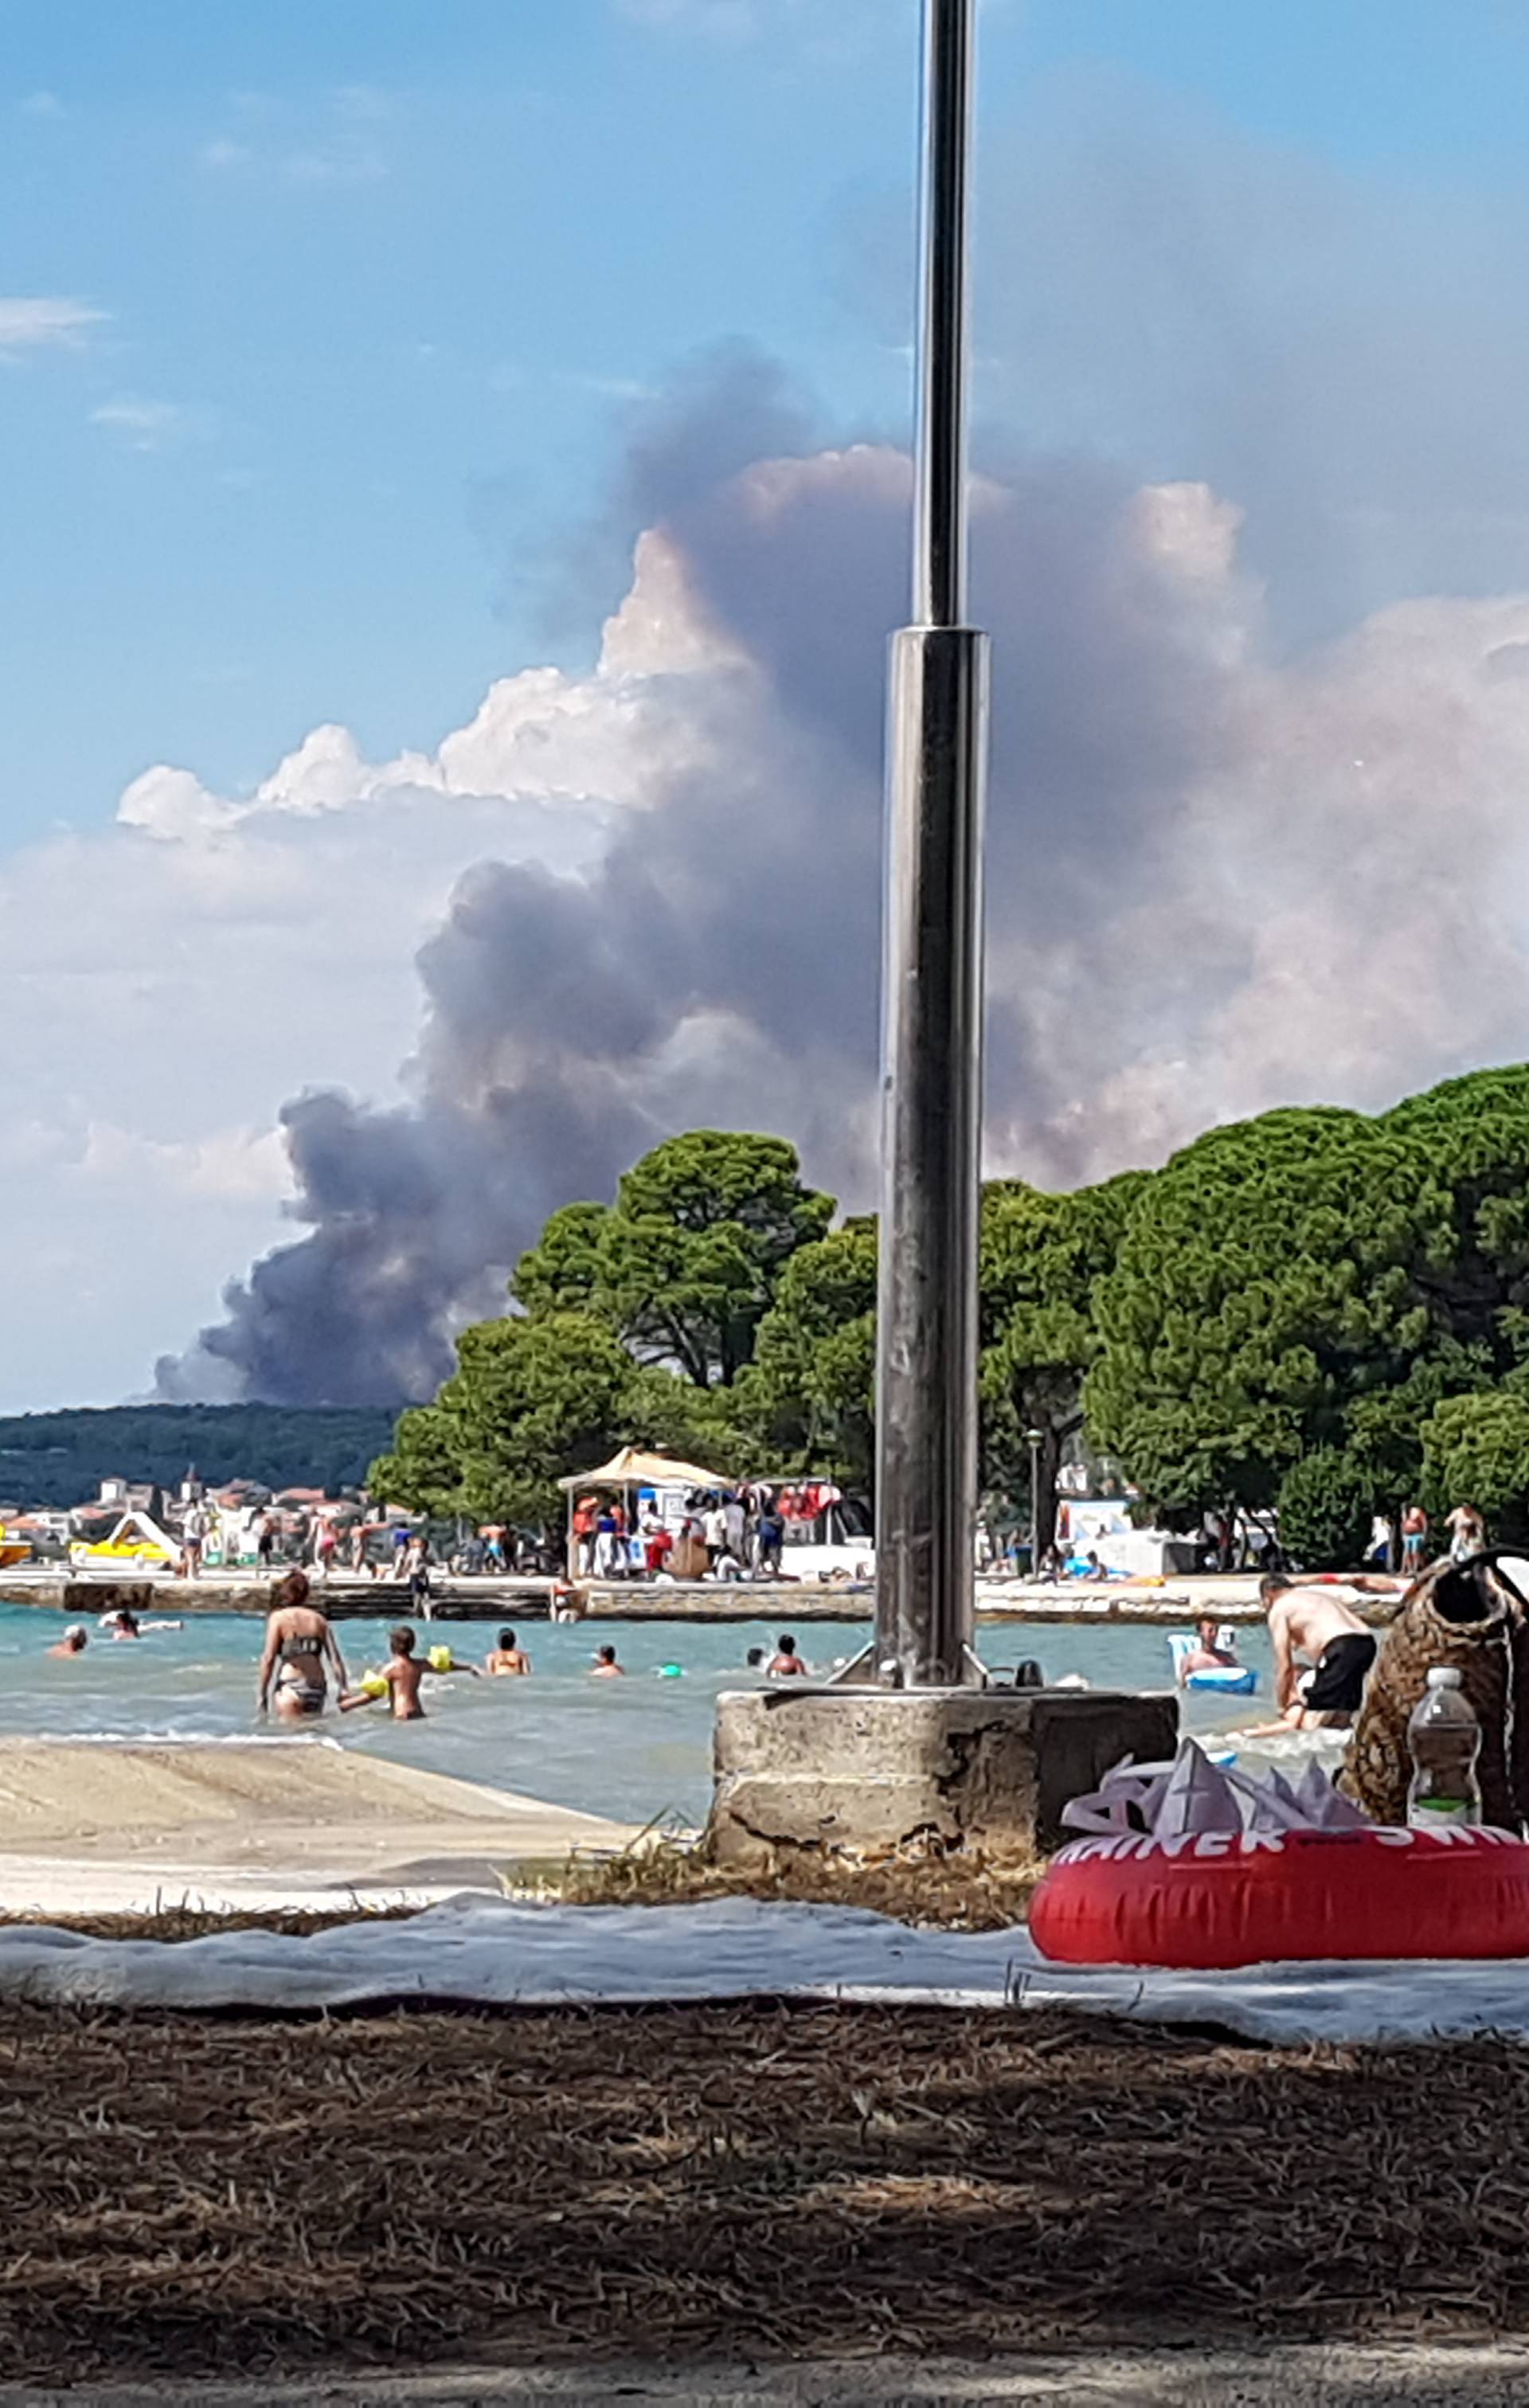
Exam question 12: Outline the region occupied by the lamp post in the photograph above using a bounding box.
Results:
[1026,1427,1044,1578]
[873,0,989,1691]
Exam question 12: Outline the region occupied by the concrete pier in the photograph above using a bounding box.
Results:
[0,1570,1355,1625]
[708,1685,1179,1866]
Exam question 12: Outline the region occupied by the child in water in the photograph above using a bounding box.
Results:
[340,1626,479,1720]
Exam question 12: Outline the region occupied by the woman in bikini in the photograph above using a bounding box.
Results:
[256,1570,348,1719]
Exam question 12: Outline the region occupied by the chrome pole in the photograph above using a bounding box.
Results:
[874,0,988,1689]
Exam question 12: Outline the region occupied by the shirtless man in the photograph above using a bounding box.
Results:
[48,1624,88,1659]
[590,1644,624,1678]
[1177,1616,1239,1683]
[1260,1572,1380,1728]
[768,1633,808,1677]
[485,1626,532,1676]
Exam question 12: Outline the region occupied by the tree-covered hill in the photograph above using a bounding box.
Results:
[0,1405,395,1511]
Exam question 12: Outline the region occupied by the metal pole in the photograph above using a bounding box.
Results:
[874,0,989,1689]
[1028,1430,1041,1576]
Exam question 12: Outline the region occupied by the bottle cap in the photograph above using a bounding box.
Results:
[1425,1665,1463,1688]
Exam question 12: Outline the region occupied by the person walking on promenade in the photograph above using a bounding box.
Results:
[756,1498,784,1578]
[182,1501,208,1581]
[253,1509,276,1573]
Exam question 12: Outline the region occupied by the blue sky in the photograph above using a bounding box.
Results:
[10,0,1529,1410]
[9,0,1529,844]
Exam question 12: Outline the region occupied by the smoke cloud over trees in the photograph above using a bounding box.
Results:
[153,352,1529,1401]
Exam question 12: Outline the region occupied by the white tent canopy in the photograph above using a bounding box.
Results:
[557,1447,728,1494]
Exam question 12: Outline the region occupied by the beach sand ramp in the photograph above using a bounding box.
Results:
[0,1741,636,1914]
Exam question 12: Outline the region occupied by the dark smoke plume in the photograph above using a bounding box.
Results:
[158,317,1529,1402]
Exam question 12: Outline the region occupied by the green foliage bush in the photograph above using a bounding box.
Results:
[1275,1448,1376,1572]
[1420,1391,1529,1547]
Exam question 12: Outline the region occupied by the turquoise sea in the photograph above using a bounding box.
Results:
[0,1606,1277,1827]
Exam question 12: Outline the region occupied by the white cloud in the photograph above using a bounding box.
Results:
[0,298,105,354]
[201,86,393,186]
[76,1123,294,1205]
[90,397,211,453]
[0,530,733,1402]
[20,91,65,119]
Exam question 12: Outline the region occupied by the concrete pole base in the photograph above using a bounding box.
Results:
[708,1686,1179,1867]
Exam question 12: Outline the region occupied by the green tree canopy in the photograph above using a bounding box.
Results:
[1086,1067,1529,1519]
[1419,1391,1529,1548]
[1085,1103,1453,1514]
[370,1311,726,1526]
[734,1220,878,1487]
[511,1132,834,1389]
[980,1171,1149,1552]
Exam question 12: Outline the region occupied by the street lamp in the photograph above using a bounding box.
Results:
[1026,1427,1045,1578]
[874,0,989,1689]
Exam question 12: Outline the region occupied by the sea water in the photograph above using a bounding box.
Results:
[0,1606,1277,1828]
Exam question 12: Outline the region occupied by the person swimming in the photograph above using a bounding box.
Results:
[768,1634,808,1677]
[590,1644,625,1678]
[256,1570,347,1720]
[97,1606,182,1637]
[48,1625,88,1659]
[485,1626,532,1676]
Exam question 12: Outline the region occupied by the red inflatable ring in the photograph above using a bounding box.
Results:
[1030,1825,1529,1968]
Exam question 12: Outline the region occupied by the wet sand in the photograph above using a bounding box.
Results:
[0,1739,637,1914]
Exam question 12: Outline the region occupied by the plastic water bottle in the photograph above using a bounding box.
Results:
[1406,1667,1482,1830]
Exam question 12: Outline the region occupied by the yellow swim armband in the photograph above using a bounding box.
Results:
[358,1671,389,1700]
[428,1645,454,1673]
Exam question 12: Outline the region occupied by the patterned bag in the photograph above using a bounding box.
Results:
[1339,1554,1529,1830]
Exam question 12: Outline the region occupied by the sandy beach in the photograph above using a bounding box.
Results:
[0,1739,637,1914]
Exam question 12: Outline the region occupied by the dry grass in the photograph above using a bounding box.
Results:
[0,1902,419,1944]
[561,1828,1048,1928]
[1,1996,1529,2383]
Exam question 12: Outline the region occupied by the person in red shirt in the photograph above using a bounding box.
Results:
[643,1519,674,1576]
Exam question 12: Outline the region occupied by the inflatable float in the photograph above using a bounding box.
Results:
[1167,1632,1257,1696]
[1029,1742,1529,1968]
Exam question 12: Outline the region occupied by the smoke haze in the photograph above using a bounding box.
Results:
[154,83,1529,1404]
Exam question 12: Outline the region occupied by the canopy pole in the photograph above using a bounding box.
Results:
[873,0,988,1690]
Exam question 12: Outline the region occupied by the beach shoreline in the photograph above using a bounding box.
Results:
[0,1738,636,1916]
